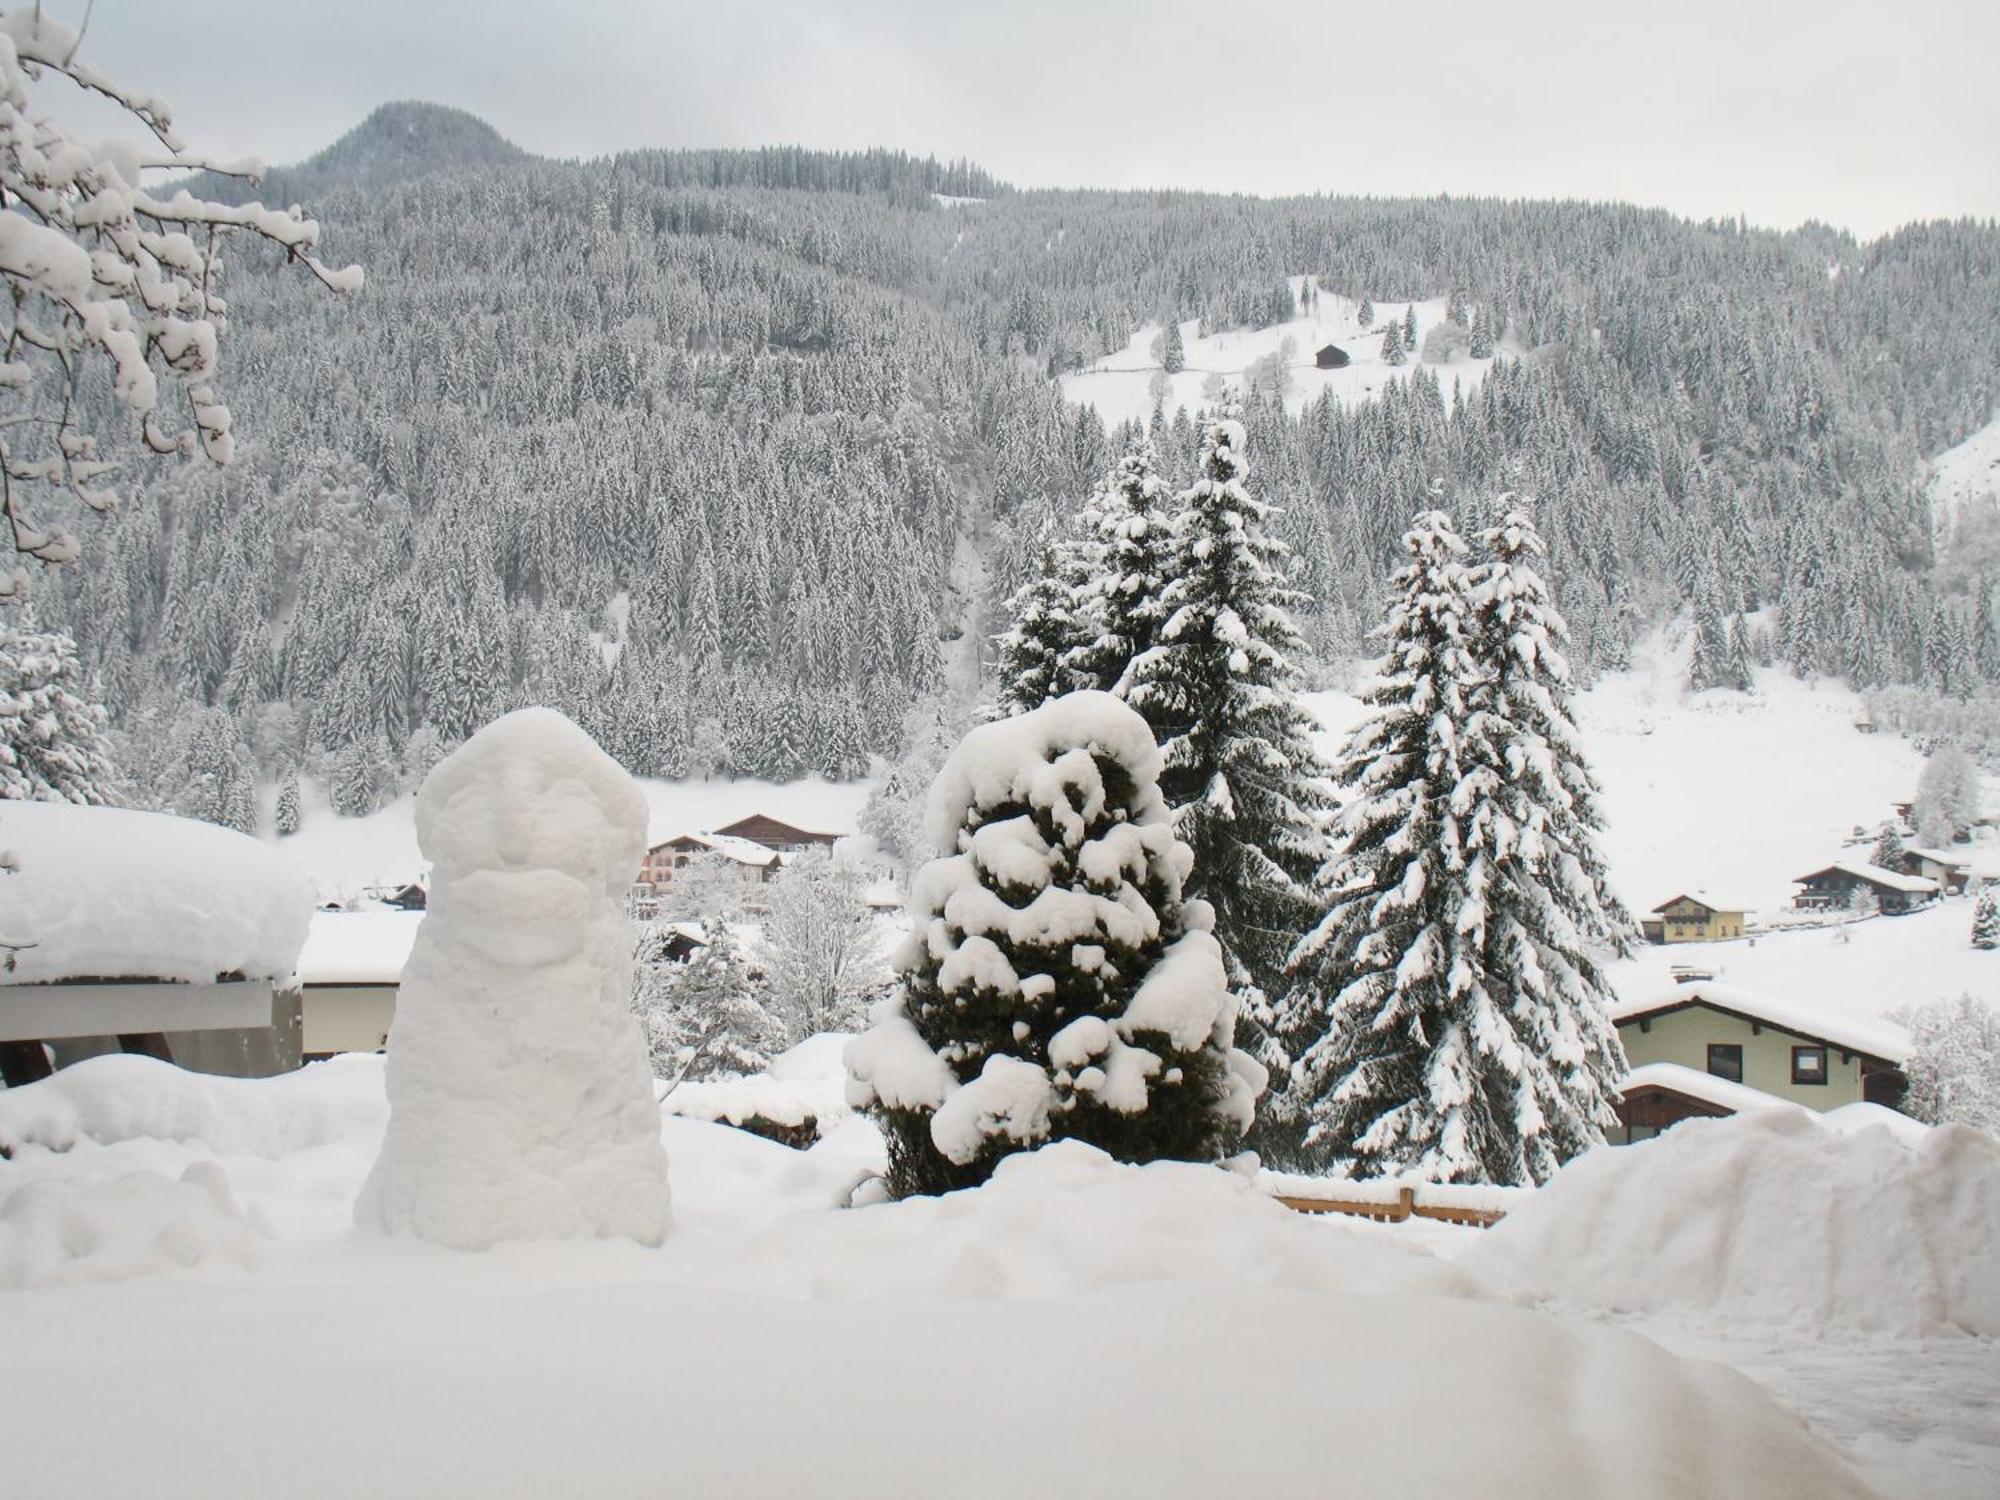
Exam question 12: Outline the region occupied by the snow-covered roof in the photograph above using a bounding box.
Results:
[1612,981,1910,1065]
[650,832,783,867]
[1647,890,1748,915]
[0,803,312,985]
[1794,860,1939,896]
[1903,846,1970,869]
[295,910,424,985]
[1619,1061,1800,1117]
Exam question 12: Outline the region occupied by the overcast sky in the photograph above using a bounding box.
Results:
[67,0,2000,238]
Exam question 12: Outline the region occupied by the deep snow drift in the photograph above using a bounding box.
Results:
[0,1053,1882,1500]
[355,709,670,1249]
[1467,1109,2000,1339]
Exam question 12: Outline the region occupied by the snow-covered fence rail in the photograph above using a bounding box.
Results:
[1258,1172,1528,1229]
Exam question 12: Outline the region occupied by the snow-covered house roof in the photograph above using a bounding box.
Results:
[1611,981,1909,1066]
[296,910,424,986]
[1647,890,1748,915]
[1619,1061,1802,1117]
[0,803,312,986]
[1793,860,1939,896]
[1903,846,1970,869]
[655,832,785,868]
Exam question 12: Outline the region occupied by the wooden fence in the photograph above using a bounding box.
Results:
[1271,1185,1511,1229]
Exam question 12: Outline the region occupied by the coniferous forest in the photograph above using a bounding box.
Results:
[21,101,2000,827]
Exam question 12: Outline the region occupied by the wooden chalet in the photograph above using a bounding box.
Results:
[1611,981,1908,1142]
[1314,343,1350,369]
[710,814,845,854]
[1640,892,1747,944]
[635,833,785,907]
[1902,846,1973,894]
[1791,860,1939,914]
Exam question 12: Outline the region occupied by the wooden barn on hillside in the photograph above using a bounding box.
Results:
[1315,344,1350,369]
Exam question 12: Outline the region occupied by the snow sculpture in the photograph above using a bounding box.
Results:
[355,708,669,1249]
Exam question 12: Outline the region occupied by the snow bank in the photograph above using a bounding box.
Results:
[0,1051,386,1158]
[0,1159,263,1287]
[1467,1110,2000,1338]
[355,709,671,1250]
[0,801,311,984]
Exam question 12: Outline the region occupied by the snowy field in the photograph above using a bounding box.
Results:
[2,1052,1993,1498]
[1059,283,1503,427]
[1929,411,2000,528]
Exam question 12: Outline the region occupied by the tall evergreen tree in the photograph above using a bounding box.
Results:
[1455,502,1631,1177]
[1161,317,1186,374]
[993,513,1084,716]
[1277,510,1507,1180]
[1972,887,1999,952]
[1123,418,1329,1000]
[1069,437,1172,695]
[1381,321,1407,366]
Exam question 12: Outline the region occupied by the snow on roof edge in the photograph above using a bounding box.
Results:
[1613,981,1910,1064]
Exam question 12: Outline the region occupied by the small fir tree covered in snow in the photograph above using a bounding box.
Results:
[0,623,114,803]
[1914,743,1981,848]
[1872,820,1907,872]
[1972,886,1999,951]
[1725,613,1757,692]
[1469,304,1496,359]
[1122,418,1329,1002]
[1357,296,1375,327]
[1381,320,1407,366]
[1067,438,1173,696]
[846,692,1265,1198]
[274,767,302,836]
[761,848,886,1038]
[633,919,786,1082]
[1403,304,1418,350]
[1686,569,1733,692]
[1161,318,1186,374]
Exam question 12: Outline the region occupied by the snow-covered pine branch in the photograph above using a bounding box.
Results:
[0,7,362,598]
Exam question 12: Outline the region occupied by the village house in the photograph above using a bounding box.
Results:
[1791,860,1940,914]
[294,910,422,1061]
[1639,892,1748,944]
[1902,846,1973,894]
[1314,343,1350,369]
[1610,981,1908,1143]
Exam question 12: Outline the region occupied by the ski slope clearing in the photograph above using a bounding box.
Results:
[0,1055,1880,1500]
[271,772,873,902]
[1929,411,2000,528]
[1061,284,1503,427]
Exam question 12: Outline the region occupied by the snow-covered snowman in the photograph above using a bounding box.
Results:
[355,707,670,1249]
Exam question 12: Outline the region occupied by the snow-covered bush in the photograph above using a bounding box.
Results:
[1897,992,2000,1132]
[355,708,669,1249]
[633,918,786,1082]
[1914,742,1980,847]
[847,692,1265,1198]
[0,9,360,596]
[0,620,113,801]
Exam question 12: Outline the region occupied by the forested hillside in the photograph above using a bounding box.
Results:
[25,102,2000,824]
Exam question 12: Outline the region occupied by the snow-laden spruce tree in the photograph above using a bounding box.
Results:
[846,692,1265,1198]
[1068,436,1172,695]
[1972,887,1999,951]
[1123,418,1329,1002]
[1872,821,1907,872]
[0,621,114,802]
[993,513,1086,716]
[1278,510,1522,1181]
[1453,502,1632,1177]
[0,11,361,596]
[1915,744,1981,848]
[1897,992,1999,1131]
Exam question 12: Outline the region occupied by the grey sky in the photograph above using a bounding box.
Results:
[68,0,2000,238]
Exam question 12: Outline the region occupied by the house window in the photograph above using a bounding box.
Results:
[1792,1046,1828,1086]
[1707,1043,1743,1083]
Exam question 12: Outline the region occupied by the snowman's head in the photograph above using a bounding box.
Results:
[415,708,649,896]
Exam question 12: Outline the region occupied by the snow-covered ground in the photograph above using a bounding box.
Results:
[9,1053,1992,1497]
[1060,284,1504,427]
